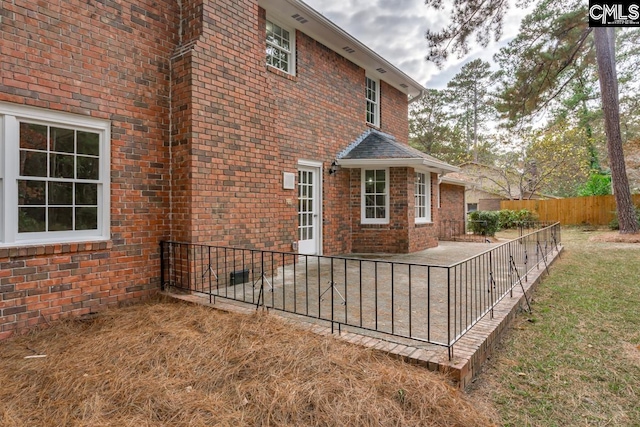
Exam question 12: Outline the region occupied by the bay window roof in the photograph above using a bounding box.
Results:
[336,130,460,175]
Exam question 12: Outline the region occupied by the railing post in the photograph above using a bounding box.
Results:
[160,241,165,291]
[447,266,451,348]
[508,242,513,298]
[331,258,335,334]
[208,246,212,305]
[524,247,528,283]
[489,250,494,318]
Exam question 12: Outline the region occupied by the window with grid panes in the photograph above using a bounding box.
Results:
[361,169,388,224]
[365,76,379,126]
[415,172,431,223]
[266,19,294,74]
[0,102,110,245]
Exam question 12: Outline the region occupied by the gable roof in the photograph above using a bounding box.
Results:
[336,130,459,174]
[258,0,425,99]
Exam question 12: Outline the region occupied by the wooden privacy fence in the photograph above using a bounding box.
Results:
[501,195,640,226]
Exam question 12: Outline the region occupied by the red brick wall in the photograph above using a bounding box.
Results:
[440,183,466,223]
[350,168,410,253]
[380,80,409,144]
[0,0,179,339]
[349,169,439,254]
[266,25,411,255]
[0,0,415,338]
[169,1,297,251]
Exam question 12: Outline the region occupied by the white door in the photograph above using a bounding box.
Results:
[298,166,320,255]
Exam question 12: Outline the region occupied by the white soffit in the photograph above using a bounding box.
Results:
[258,0,425,99]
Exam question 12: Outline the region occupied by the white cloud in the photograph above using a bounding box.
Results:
[305,0,527,89]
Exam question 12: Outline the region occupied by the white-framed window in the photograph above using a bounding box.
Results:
[266,18,295,74]
[0,102,110,246]
[361,169,388,224]
[415,172,431,223]
[365,76,379,126]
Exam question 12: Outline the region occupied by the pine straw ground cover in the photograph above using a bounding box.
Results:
[0,299,493,427]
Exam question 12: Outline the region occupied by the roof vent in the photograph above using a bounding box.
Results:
[291,13,308,24]
[399,83,409,88]
[342,46,355,54]
[376,67,387,74]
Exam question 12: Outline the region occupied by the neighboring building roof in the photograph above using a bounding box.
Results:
[449,165,561,200]
[336,130,459,174]
[440,175,468,187]
[258,0,425,99]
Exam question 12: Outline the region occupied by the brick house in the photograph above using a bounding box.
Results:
[0,0,461,338]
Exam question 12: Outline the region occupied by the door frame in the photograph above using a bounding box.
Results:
[297,159,323,255]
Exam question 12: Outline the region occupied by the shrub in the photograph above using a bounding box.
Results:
[497,209,539,229]
[468,210,501,236]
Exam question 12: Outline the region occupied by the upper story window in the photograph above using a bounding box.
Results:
[361,169,388,224]
[365,76,379,127]
[0,102,110,246]
[415,172,431,223]
[266,18,295,75]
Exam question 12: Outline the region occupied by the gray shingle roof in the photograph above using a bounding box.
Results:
[338,129,445,164]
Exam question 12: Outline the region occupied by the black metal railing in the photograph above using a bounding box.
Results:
[516,221,556,236]
[160,223,561,358]
[439,219,490,242]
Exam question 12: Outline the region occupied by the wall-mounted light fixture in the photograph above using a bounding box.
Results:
[328,161,339,175]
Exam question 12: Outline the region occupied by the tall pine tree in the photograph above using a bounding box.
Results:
[424,0,638,233]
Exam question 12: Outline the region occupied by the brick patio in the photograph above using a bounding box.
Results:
[165,238,563,388]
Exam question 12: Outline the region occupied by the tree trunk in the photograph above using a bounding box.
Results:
[593,27,638,234]
[473,85,478,162]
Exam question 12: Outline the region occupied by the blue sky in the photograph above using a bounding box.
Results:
[304,0,527,89]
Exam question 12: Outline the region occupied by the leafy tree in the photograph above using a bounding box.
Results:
[424,0,639,233]
[409,84,497,166]
[577,172,611,196]
[409,89,461,158]
[526,123,591,197]
[462,124,589,199]
[447,59,494,162]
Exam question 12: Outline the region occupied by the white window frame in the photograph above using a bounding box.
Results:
[266,17,295,75]
[0,102,111,246]
[365,76,380,127]
[361,168,389,224]
[415,171,432,224]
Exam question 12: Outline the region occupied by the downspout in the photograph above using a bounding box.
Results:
[408,89,426,105]
[437,174,442,209]
[168,0,184,241]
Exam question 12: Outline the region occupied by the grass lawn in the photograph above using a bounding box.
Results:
[468,227,640,426]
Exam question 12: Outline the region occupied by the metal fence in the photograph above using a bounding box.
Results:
[160,223,561,358]
[438,219,490,242]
